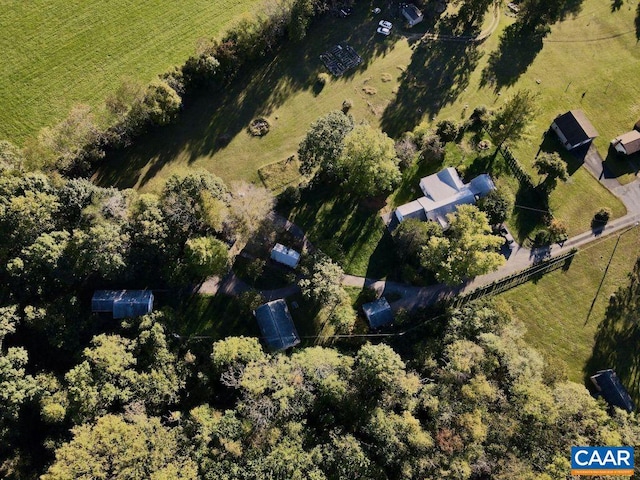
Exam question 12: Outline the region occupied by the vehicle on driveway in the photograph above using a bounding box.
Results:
[379,20,392,29]
[376,26,391,36]
[497,224,516,248]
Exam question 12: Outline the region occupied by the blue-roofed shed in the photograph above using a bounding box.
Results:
[254,299,300,351]
[590,369,635,412]
[362,297,393,329]
[92,290,154,319]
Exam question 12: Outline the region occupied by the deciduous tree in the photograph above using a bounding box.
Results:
[489,89,538,148]
[420,205,504,285]
[337,125,401,197]
[298,111,354,177]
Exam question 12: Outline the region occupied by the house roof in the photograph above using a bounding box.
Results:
[400,168,495,226]
[396,199,427,219]
[401,4,423,22]
[590,369,635,412]
[553,110,599,146]
[362,297,393,329]
[420,167,466,202]
[613,130,640,155]
[254,299,300,351]
[91,290,154,319]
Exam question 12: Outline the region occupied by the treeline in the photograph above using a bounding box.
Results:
[4,295,640,478]
[3,0,354,177]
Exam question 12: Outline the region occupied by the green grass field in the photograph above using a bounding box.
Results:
[498,227,640,391]
[0,0,261,144]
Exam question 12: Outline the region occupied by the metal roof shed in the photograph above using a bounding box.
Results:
[270,243,301,268]
[92,290,154,319]
[254,299,300,351]
[362,297,394,329]
[590,369,635,412]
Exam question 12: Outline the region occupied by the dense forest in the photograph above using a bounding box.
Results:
[0,152,638,478]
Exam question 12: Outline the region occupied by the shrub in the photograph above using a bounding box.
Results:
[317,73,330,86]
[594,208,611,224]
[469,105,492,130]
[278,185,301,207]
[420,134,445,165]
[532,229,551,246]
[342,98,353,113]
[395,134,418,170]
[436,120,459,143]
[248,118,270,137]
[548,219,568,243]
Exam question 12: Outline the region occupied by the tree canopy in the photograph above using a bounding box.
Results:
[298,111,354,177]
[420,205,505,284]
[337,125,401,197]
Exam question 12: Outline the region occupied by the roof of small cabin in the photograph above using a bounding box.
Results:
[401,4,423,21]
[362,297,393,329]
[590,369,635,412]
[254,299,300,351]
[613,130,640,154]
[91,290,154,319]
[553,110,599,145]
[271,243,300,260]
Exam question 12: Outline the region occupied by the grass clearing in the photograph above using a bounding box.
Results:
[257,156,301,192]
[497,228,640,390]
[97,0,629,225]
[0,0,261,144]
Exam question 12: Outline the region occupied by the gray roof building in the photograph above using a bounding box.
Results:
[612,130,640,155]
[92,290,154,319]
[254,299,300,351]
[395,167,495,228]
[362,297,394,329]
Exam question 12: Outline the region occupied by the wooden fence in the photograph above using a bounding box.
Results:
[448,248,578,308]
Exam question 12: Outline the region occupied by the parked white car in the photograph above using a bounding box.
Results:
[372,7,381,14]
[379,20,392,29]
[376,26,391,36]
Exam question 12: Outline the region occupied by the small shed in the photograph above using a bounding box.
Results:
[401,4,424,27]
[270,243,301,268]
[611,130,640,155]
[92,290,154,319]
[362,297,394,329]
[551,110,599,150]
[254,299,300,351]
[590,369,635,412]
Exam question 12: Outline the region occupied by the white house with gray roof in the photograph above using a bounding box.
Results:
[394,167,495,229]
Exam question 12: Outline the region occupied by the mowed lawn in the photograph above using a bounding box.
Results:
[97,0,634,205]
[498,227,640,388]
[0,0,261,144]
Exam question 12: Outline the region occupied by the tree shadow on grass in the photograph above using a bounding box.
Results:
[636,2,640,40]
[480,23,545,91]
[584,258,640,407]
[380,40,482,137]
[94,4,403,189]
[511,184,547,243]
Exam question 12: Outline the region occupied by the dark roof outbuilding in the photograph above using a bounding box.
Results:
[254,299,300,351]
[590,369,635,412]
[362,297,394,329]
[552,110,599,147]
[92,290,154,319]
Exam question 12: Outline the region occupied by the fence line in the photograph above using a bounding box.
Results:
[448,248,578,308]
